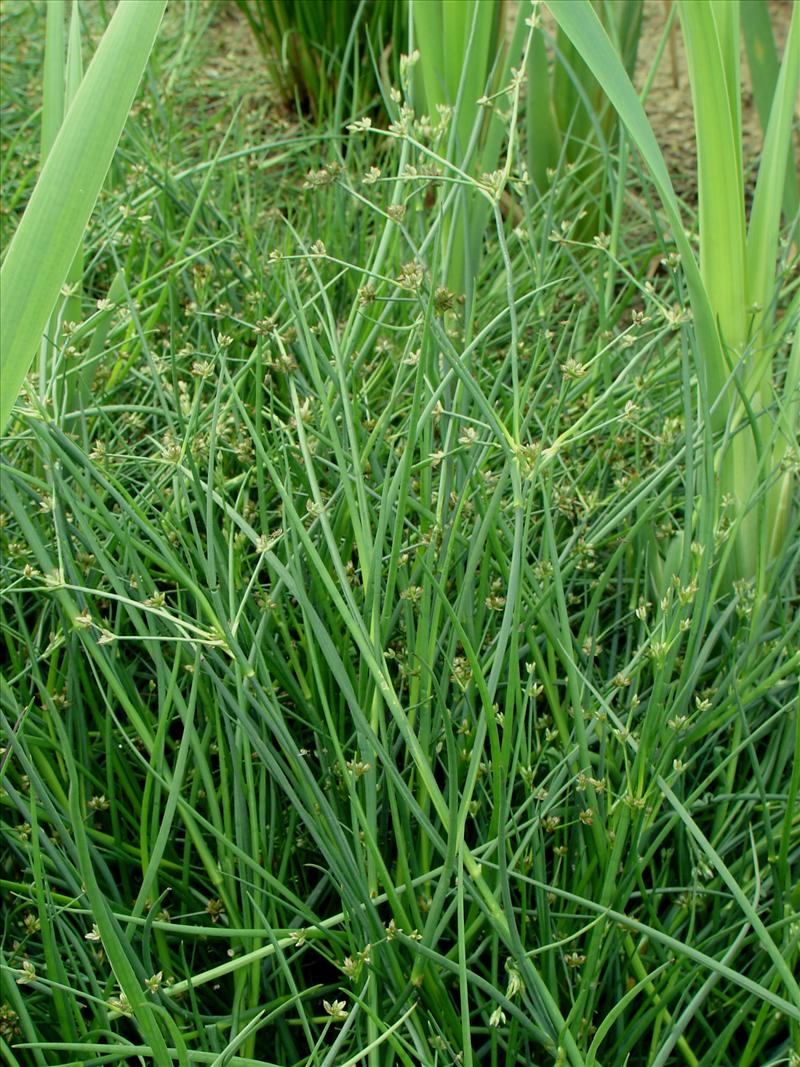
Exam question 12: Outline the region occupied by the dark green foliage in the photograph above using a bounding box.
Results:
[233,0,405,122]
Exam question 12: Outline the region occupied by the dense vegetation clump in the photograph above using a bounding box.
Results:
[1,2,798,1065]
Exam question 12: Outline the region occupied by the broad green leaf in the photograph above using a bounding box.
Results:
[746,1,800,342]
[63,0,86,354]
[546,0,724,411]
[0,0,166,432]
[526,25,560,191]
[65,0,84,107]
[679,1,747,350]
[41,0,65,161]
[545,0,688,259]
[548,0,799,586]
[39,0,67,406]
[741,0,799,220]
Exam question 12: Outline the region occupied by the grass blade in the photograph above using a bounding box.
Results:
[40,0,65,161]
[746,1,800,344]
[741,0,800,220]
[545,0,723,406]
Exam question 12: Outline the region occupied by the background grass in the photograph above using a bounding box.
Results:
[1,2,799,1065]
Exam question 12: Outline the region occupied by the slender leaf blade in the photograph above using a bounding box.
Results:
[746,1,800,326]
[546,0,725,410]
[679,0,747,348]
[741,0,799,220]
[41,0,65,161]
[0,0,166,431]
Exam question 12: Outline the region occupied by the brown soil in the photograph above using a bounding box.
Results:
[205,1,799,202]
[198,1,295,133]
[635,0,797,201]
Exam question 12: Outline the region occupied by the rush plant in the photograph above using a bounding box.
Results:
[234,0,403,123]
[741,0,800,221]
[2,1,799,1063]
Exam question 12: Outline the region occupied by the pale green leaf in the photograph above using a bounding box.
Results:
[0,0,167,431]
